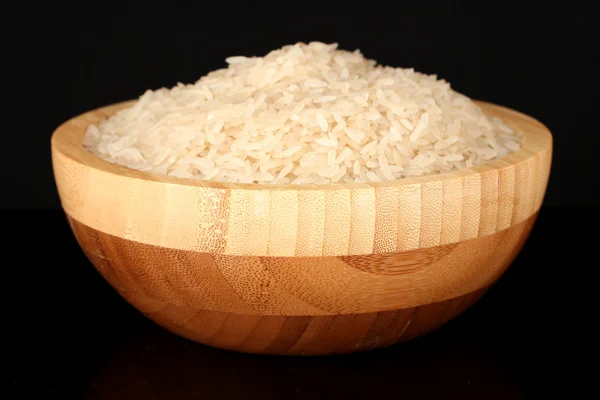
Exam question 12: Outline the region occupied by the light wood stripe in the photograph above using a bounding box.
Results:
[225,190,271,256]
[478,167,499,237]
[295,190,325,256]
[460,174,482,241]
[419,181,444,248]
[497,163,516,231]
[440,178,462,245]
[374,186,400,253]
[396,183,422,251]
[512,160,530,225]
[323,189,352,256]
[349,187,376,254]
[268,190,298,256]
[526,154,540,219]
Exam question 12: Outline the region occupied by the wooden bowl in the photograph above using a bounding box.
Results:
[51,100,552,355]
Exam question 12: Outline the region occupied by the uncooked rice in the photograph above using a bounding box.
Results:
[83,42,523,184]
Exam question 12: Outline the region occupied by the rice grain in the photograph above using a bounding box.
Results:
[84,41,523,184]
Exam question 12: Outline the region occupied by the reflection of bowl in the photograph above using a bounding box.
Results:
[51,100,552,355]
[82,315,525,399]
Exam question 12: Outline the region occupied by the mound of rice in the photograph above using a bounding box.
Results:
[83,41,522,184]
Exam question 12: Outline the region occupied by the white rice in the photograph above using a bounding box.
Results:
[83,41,522,184]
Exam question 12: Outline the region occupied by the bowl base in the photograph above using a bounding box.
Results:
[140,288,487,356]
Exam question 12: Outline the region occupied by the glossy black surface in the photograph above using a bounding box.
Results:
[7,207,593,399]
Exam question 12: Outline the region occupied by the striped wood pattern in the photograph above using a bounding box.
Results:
[52,100,551,354]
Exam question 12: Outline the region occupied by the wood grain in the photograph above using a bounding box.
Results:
[68,212,535,354]
[52,99,552,355]
[52,101,552,257]
[147,289,488,356]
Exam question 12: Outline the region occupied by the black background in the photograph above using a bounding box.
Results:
[6,4,597,399]
[4,6,599,209]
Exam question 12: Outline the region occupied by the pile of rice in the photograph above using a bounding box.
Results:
[83,41,522,184]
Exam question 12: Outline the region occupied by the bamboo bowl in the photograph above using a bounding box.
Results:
[51,100,552,355]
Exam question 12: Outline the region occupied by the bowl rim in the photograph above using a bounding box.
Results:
[51,99,552,191]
